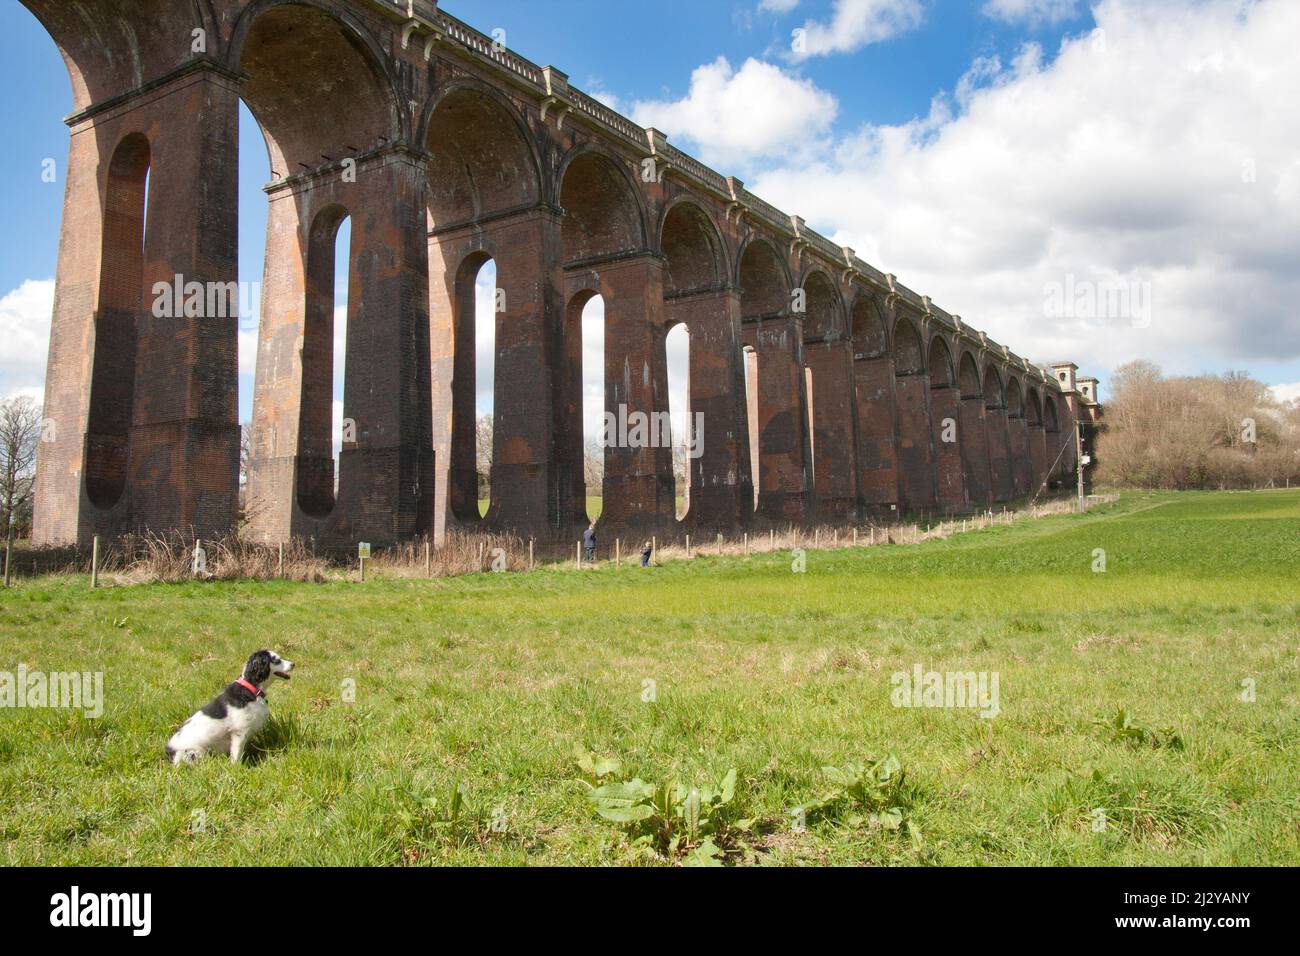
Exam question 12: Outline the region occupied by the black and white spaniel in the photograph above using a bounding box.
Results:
[166,650,294,765]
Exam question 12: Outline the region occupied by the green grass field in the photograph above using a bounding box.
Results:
[2,490,1298,866]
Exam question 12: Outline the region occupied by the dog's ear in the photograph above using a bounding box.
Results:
[244,650,272,685]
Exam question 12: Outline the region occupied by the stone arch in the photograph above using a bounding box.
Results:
[958,351,982,399]
[850,294,888,355]
[21,0,220,112]
[234,0,400,177]
[1044,393,1060,432]
[1006,375,1025,418]
[737,235,792,318]
[1026,386,1044,426]
[659,199,725,295]
[799,268,842,341]
[928,336,955,387]
[85,131,151,511]
[983,362,1005,408]
[425,83,542,228]
[892,315,925,374]
[890,314,935,508]
[558,146,648,264]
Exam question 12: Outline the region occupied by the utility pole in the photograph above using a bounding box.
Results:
[1076,421,1086,514]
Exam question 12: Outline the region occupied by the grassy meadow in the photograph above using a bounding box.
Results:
[1,489,1297,866]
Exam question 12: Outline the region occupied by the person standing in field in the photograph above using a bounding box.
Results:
[640,540,653,568]
[583,523,597,564]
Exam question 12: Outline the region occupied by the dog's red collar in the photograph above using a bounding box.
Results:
[235,678,263,698]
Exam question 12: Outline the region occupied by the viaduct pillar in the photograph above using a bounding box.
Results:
[34,63,241,545]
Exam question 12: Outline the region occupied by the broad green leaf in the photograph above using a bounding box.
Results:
[594,804,655,823]
[719,768,737,803]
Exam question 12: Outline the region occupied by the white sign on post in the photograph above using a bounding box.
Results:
[358,543,371,560]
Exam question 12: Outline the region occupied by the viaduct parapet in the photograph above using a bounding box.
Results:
[24,0,1102,546]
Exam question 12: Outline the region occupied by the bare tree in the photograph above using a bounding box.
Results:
[239,423,252,485]
[238,422,252,521]
[0,395,42,547]
[1097,362,1300,489]
[583,437,604,497]
[476,414,493,500]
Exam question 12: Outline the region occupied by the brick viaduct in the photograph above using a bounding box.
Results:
[25,0,1101,548]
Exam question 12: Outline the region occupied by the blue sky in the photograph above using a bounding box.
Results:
[2,0,1297,421]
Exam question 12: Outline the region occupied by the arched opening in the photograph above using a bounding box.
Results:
[929,339,954,387]
[801,271,839,342]
[743,345,759,511]
[473,259,497,518]
[804,365,816,484]
[426,89,539,227]
[738,239,792,512]
[237,103,271,515]
[563,290,607,525]
[801,271,841,499]
[1006,377,1024,419]
[560,151,643,265]
[927,337,964,508]
[956,351,990,507]
[236,4,395,179]
[849,295,896,510]
[983,365,1005,409]
[893,318,924,375]
[1005,375,1029,496]
[959,353,983,399]
[983,364,1012,502]
[738,239,789,320]
[852,297,888,355]
[86,132,150,510]
[892,316,934,508]
[1027,388,1044,426]
[331,218,351,501]
[661,202,722,294]
[583,294,606,523]
[439,250,496,525]
[295,205,349,518]
[666,322,691,520]
[1045,395,1060,433]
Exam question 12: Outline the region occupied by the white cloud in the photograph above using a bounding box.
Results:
[759,0,801,13]
[789,0,925,60]
[632,57,837,169]
[737,0,1300,380]
[584,80,622,112]
[982,0,1083,27]
[0,279,54,402]
[1271,382,1300,406]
